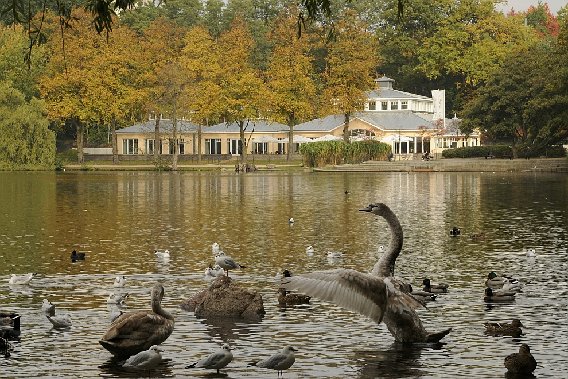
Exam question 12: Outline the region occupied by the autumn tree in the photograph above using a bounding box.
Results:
[178,25,223,163]
[323,9,378,143]
[265,8,317,161]
[217,17,267,164]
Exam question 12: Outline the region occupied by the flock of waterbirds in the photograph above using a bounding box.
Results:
[2,202,540,376]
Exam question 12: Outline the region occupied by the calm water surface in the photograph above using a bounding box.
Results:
[0,171,567,378]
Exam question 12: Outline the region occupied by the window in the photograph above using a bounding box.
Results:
[168,139,185,154]
[206,139,222,154]
[391,101,399,110]
[368,101,376,111]
[146,139,155,155]
[228,139,242,155]
[277,139,286,155]
[254,142,268,154]
[381,101,388,110]
[123,139,138,154]
[401,101,408,110]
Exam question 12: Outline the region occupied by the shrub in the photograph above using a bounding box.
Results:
[299,140,391,167]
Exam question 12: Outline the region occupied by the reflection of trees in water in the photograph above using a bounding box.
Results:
[355,343,445,378]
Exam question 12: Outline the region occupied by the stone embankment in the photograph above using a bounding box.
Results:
[314,158,568,173]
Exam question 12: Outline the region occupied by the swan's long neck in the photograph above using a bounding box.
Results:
[371,206,403,277]
[152,288,174,320]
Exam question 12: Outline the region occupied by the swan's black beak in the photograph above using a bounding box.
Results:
[359,204,375,212]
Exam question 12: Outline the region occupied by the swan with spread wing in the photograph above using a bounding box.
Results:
[282,203,451,343]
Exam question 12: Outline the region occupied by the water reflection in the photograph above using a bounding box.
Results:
[0,171,567,378]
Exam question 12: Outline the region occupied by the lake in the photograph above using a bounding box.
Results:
[1,170,567,378]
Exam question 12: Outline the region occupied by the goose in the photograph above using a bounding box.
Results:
[107,293,129,306]
[504,344,537,375]
[8,273,36,285]
[0,313,20,340]
[449,227,461,236]
[70,250,85,262]
[113,276,127,288]
[250,346,296,376]
[305,245,315,255]
[123,345,163,370]
[154,249,170,259]
[212,242,220,254]
[484,287,516,302]
[422,278,449,293]
[186,344,233,374]
[100,283,174,358]
[484,318,523,337]
[214,252,245,277]
[42,299,56,317]
[281,203,451,344]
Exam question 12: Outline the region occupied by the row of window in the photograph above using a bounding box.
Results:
[368,100,408,111]
[123,138,291,155]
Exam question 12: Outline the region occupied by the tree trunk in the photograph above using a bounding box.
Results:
[343,112,351,143]
[197,123,203,164]
[172,102,178,171]
[154,114,161,162]
[111,120,118,164]
[76,118,84,164]
[239,120,247,164]
[287,114,295,162]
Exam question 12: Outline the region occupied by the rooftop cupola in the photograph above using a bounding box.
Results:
[375,75,395,90]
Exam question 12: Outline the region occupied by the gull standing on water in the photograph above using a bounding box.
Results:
[282,203,451,344]
[250,346,296,376]
[8,273,36,285]
[215,252,246,277]
[100,283,174,357]
[186,344,233,374]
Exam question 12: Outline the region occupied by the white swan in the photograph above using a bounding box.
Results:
[41,299,55,317]
[100,283,174,357]
[154,249,170,259]
[123,345,163,370]
[186,344,233,374]
[113,276,126,288]
[215,252,245,277]
[8,273,36,285]
[282,203,451,344]
[250,346,296,376]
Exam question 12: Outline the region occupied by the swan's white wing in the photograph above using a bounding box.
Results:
[282,269,388,323]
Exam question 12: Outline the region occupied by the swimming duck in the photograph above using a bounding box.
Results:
[408,284,437,303]
[186,344,233,374]
[100,283,174,358]
[484,318,523,337]
[8,273,36,285]
[278,287,311,306]
[215,252,245,277]
[0,313,20,340]
[485,271,506,289]
[42,299,56,317]
[422,278,449,293]
[449,227,461,236]
[484,287,516,302]
[113,276,127,288]
[504,344,537,375]
[123,345,163,370]
[250,346,296,376]
[282,203,451,344]
[154,249,170,259]
[70,250,85,262]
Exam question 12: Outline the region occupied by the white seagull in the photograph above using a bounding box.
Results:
[123,345,163,370]
[154,249,170,259]
[8,273,36,285]
[113,276,127,288]
[306,245,314,255]
[42,299,55,317]
[215,252,245,277]
[44,301,72,329]
[186,344,233,374]
[212,242,220,255]
[250,346,296,376]
[107,293,129,306]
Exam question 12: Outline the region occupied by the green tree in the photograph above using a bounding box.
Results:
[0,81,55,169]
[322,9,378,143]
[265,8,317,160]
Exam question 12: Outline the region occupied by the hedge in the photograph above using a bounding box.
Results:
[299,140,391,167]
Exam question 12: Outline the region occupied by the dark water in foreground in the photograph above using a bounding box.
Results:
[0,171,567,378]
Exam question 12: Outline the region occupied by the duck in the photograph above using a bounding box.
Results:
[306,245,315,255]
[484,318,523,337]
[107,293,129,306]
[249,346,296,376]
[154,249,170,259]
[123,345,163,370]
[502,279,522,292]
[485,271,507,289]
[449,226,461,236]
[422,278,449,293]
[113,275,127,288]
[186,344,233,374]
[70,250,85,262]
[100,283,174,358]
[214,252,245,277]
[0,313,21,340]
[8,273,36,285]
[484,287,516,302]
[42,299,56,317]
[504,344,537,375]
[408,284,437,303]
[281,202,451,344]
[278,287,311,306]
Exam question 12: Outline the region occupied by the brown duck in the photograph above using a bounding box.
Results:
[484,318,523,337]
[504,343,537,375]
